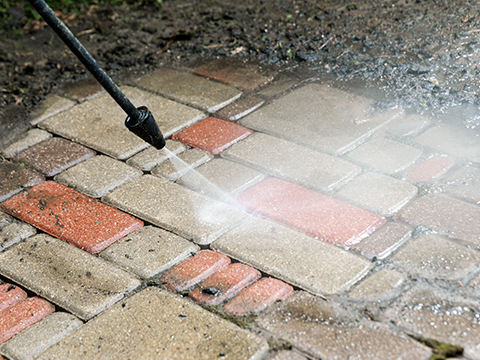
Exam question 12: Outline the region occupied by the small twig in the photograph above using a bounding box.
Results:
[336,45,352,60]
[348,67,367,77]
[318,35,335,51]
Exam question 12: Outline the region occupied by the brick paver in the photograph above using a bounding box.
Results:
[36,287,268,360]
[54,155,142,198]
[99,225,199,279]
[223,133,361,192]
[1,129,52,158]
[212,218,373,295]
[407,156,454,181]
[348,269,405,301]
[103,175,249,245]
[126,139,186,171]
[151,148,213,181]
[223,278,293,316]
[396,193,480,248]
[39,86,205,160]
[29,94,75,126]
[0,220,36,252]
[0,312,83,360]
[172,117,254,155]
[11,137,95,177]
[161,250,230,292]
[136,68,242,112]
[439,165,480,204]
[0,284,27,312]
[235,177,385,246]
[344,137,422,174]
[0,234,141,320]
[256,291,431,360]
[189,263,261,305]
[240,84,401,155]
[0,297,55,344]
[215,97,265,121]
[0,160,44,202]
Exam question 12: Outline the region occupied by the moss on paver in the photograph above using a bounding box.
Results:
[411,335,463,360]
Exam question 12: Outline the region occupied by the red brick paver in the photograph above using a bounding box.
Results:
[0,297,55,344]
[407,156,454,181]
[0,284,27,312]
[223,278,293,316]
[172,117,253,155]
[234,177,385,246]
[161,250,231,292]
[189,263,261,305]
[0,181,143,254]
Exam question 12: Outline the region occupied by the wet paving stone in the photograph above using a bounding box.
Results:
[57,77,105,102]
[29,94,75,126]
[353,221,413,260]
[172,117,254,155]
[0,234,141,320]
[161,250,230,292]
[348,269,405,302]
[268,350,307,360]
[0,284,27,312]
[11,137,95,177]
[344,137,423,175]
[99,225,199,279]
[214,97,265,121]
[390,234,480,281]
[0,213,11,228]
[1,181,143,254]
[439,165,480,205]
[240,84,401,155]
[335,172,418,216]
[0,312,83,360]
[223,278,293,317]
[136,68,242,112]
[0,297,55,344]
[385,113,430,137]
[256,291,431,360]
[103,175,249,245]
[407,156,454,182]
[189,263,261,306]
[223,133,361,192]
[212,218,373,296]
[235,177,385,247]
[38,86,205,160]
[54,155,142,198]
[395,193,480,248]
[151,148,213,181]
[36,287,268,360]
[0,220,36,252]
[126,139,186,172]
[1,129,52,159]
[0,160,44,203]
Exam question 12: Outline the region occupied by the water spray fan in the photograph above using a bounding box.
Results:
[27,0,166,150]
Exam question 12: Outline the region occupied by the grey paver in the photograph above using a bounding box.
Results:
[396,193,480,247]
[222,133,361,192]
[415,124,480,162]
[212,217,373,296]
[344,137,423,174]
[0,160,44,202]
[439,165,480,205]
[256,291,431,360]
[348,269,405,301]
[391,234,480,280]
[240,84,401,155]
[177,158,266,201]
[0,212,13,228]
[0,221,36,252]
[36,287,269,360]
[126,139,186,171]
[151,148,213,181]
[0,234,141,320]
[335,172,418,216]
[1,129,52,158]
[215,96,265,121]
[0,312,83,360]
[99,226,199,279]
[385,113,430,137]
[38,86,205,160]
[30,94,75,125]
[102,175,249,245]
[136,68,242,112]
[54,155,142,198]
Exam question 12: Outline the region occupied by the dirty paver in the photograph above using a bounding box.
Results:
[0,220,36,252]
[215,96,265,121]
[29,94,75,126]
[151,148,213,181]
[1,129,52,158]
[0,160,44,202]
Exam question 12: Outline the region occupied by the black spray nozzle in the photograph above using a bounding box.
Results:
[125,106,166,150]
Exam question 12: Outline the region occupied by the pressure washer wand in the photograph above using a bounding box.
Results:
[27,0,166,149]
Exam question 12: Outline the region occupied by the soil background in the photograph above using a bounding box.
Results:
[1,0,480,149]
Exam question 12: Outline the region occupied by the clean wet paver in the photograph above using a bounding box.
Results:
[54,155,142,198]
[235,177,385,246]
[348,269,405,301]
[161,250,230,292]
[385,113,430,137]
[0,234,141,320]
[0,312,83,360]
[215,96,265,121]
[38,86,205,160]
[151,148,213,181]
[135,68,242,112]
[212,217,373,296]
[99,225,199,279]
[0,160,44,202]
[102,175,249,245]
[0,284,27,312]
[1,129,52,158]
[439,165,480,205]
[0,221,36,252]
[126,139,186,171]
[1,181,143,254]
[11,137,95,177]
[172,117,254,155]
[240,83,401,155]
[407,156,454,181]
[36,287,268,360]
[222,133,361,192]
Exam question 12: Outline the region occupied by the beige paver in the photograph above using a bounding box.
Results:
[151,148,213,181]
[348,269,405,301]
[30,94,75,125]
[126,139,186,171]
[1,129,52,158]
[0,221,36,252]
